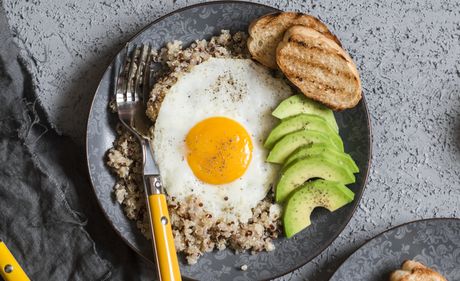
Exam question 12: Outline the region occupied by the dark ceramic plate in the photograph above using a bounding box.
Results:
[86,1,372,280]
[329,218,460,280]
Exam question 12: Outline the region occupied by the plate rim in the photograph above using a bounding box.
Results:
[85,1,373,279]
[328,217,460,280]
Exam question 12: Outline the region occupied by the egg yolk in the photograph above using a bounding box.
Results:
[186,117,253,185]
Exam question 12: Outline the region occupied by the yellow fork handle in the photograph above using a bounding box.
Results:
[0,240,30,281]
[148,194,182,281]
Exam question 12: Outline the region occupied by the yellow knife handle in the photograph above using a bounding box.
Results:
[0,240,30,281]
[148,193,182,281]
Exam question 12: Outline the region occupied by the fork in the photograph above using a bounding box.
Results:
[116,43,181,281]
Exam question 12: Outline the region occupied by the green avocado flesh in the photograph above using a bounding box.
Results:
[266,130,343,164]
[275,154,355,203]
[263,114,342,150]
[283,179,355,238]
[271,94,339,134]
[282,143,359,173]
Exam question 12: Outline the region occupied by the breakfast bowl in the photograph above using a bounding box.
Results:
[86,2,372,280]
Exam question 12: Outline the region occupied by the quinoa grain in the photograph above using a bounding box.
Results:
[107,30,282,265]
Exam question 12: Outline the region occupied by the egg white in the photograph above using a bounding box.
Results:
[152,58,292,223]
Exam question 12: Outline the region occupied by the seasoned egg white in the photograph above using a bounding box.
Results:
[152,58,292,223]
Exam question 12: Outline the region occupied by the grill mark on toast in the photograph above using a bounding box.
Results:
[291,15,341,47]
[283,65,359,108]
[278,45,359,101]
[274,22,360,110]
[337,53,350,63]
[282,39,355,83]
[311,16,321,24]
[290,59,356,83]
[295,75,344,103]
[291,63,357,92]
[289,39,328,55]
[261,12,282,28]
[300,77,357,110]
[288,37,306,46]
[303,75,344,94]
[281,57,351,95]
[248,12,344,69]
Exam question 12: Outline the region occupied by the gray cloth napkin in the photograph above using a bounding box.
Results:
[0,3,143,280]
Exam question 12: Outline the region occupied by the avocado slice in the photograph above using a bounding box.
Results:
[266,130,343,164]
[282,143,359,173]
[264,114,341,149]
[271,94,339,133]
[283,179,355,238]
[275,154,355,202]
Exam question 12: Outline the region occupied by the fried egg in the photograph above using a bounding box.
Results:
[152,58,292,223]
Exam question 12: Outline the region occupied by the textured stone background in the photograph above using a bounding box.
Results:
[3,0,460,280]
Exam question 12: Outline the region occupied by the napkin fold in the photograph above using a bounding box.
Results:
[0,3,142,280]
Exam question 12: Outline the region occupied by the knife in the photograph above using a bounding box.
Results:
[0,238,30,281]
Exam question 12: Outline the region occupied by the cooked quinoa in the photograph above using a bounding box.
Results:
[145,30,251,122]
[107,30,283,265]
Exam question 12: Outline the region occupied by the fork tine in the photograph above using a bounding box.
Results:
[143,44,152,104]
[113,42,181,280]
[126,43,138,102]
[134,44,151,102]
[116,43,129,104]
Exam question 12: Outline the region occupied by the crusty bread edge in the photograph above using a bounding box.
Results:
[389,270,409,281]
[247,12,282,69]
[276,25,362,111]
[389,260,447,281]
[247,12,342,69]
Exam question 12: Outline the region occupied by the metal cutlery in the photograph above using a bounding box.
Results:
[115,43,181,281]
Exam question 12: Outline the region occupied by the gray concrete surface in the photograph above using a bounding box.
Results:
[3,0,460,280]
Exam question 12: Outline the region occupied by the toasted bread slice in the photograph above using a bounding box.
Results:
[390,260,447,281]
[247,12,341,69]
[276,25,361,111]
